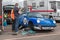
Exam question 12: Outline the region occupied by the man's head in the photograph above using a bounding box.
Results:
[15,3,18,7]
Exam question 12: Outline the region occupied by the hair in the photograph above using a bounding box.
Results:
[15,3,18,6]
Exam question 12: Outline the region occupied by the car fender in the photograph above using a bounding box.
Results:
[28,18,38,26]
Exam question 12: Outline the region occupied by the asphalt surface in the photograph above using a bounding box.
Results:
[0,23,60,40]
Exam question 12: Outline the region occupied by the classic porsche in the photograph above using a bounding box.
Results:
[18,12,56,30]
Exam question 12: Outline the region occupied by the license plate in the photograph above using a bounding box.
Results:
[42,27,52,29]
[34,27,41,29]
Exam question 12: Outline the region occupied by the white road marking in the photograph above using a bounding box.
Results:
[5,33,60,40]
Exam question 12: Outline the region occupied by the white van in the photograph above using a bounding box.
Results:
[52,1,60,21]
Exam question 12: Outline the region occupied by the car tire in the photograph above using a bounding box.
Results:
[28,21,34,30]
[50,29,55,32]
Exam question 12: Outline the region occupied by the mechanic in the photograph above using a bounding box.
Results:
[12,3,20,35]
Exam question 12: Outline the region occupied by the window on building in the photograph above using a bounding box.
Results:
[50,1,56,12]
[50,1,56,9]
[32,3,36,9]
[57,2,60,9]
[39,1,44,7]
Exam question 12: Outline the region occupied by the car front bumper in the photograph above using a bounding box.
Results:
[34,26,55,30]
[34,24,56,30]
[42,27,55,30]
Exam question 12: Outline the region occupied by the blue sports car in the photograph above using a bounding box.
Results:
[18,12,56,30]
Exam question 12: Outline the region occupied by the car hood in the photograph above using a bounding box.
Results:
[29,17,53,21]
[29,17,55,24]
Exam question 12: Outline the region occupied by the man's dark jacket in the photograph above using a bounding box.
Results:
[14,6,19,18]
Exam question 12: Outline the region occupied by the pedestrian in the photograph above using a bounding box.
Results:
[2,19,7,31]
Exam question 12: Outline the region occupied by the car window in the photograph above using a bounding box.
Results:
[28,12,43,18]
[3,5,14,7]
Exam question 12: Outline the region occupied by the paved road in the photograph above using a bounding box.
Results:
[15,35,60,40]
[0,23,60,40]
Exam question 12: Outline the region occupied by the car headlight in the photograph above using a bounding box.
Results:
[37,19,40,23]
[23,18,28,24]
[53,21,56,23]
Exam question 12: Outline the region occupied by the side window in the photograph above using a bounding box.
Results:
[50,1,56,9]
[32,3,36,9]
[39,1,44,7]
[50,1,56,12]
[51,3,56,9]
[57,2,60,9]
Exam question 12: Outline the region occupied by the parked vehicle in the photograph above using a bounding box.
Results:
[18,12,56,30]
[3,5,14,24]
[3,5,14,11]
[49,1,60,22]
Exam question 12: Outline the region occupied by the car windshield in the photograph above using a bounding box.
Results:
[5,5,14,8]
[28,12,43,18]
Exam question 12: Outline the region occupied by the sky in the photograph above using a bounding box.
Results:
[2,0,24,7]
[2,0,24,2]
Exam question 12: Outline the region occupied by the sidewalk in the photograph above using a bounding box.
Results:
[0,25,36,40]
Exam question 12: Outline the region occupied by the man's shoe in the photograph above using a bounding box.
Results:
[12,32,18,35]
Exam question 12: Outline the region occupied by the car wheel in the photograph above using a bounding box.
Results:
[50,29,55,32]
[28,21,34,30]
